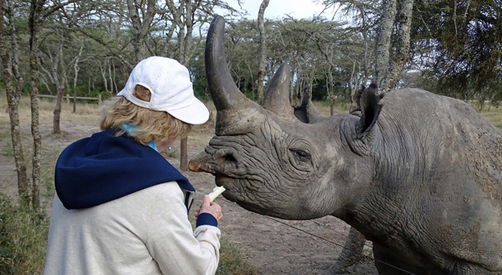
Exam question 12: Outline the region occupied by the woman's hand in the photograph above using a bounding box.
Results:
[195,195,223,223]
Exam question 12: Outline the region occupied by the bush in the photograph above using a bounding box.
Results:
[0,194,49,275]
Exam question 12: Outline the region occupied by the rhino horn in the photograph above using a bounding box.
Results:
[261,64,295,118]
[205,16,252,111]
[205,16,263,135]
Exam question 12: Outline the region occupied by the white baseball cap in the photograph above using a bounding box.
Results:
[117,56,209,125]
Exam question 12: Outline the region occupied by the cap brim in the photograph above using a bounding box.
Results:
[168,98,209,125]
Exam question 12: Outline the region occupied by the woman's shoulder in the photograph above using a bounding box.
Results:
[130,181,183,202]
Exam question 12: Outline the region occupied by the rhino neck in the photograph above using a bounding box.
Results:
[336,115,417,240]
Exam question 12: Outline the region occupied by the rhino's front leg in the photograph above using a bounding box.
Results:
[329,227,366,274]
[372,244,435,275]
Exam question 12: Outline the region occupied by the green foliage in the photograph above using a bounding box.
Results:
[223,19,261,97]
[311,76,349,101]
[2,146,14,157]
[189,52,212,103]
[0,194,49,275]
[411,0,502,99]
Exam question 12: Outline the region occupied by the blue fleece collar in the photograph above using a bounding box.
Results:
[119,122,158,151]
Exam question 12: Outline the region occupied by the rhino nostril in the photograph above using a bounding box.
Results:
[222,154,237,163]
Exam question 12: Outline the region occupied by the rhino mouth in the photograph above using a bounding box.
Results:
[188,157,224,175]
[189,160,232,194]
[189,147,268,205]
[189,148,241,193]
[189,146,238,175]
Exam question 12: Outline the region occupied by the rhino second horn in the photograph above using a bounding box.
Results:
[205,16,250,111]
[261,63,295,119]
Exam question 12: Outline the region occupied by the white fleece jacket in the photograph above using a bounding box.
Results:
[44,182,220,275]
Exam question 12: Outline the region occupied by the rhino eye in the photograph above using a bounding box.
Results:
[290,149,311,162]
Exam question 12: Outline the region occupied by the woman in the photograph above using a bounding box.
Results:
[44,56,223,275]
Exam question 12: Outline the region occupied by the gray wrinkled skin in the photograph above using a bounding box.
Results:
[190,16,502,275]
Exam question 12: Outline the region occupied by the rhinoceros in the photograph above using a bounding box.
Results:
[189,16,502,274]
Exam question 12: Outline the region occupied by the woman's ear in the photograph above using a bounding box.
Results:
[133,85,152,102]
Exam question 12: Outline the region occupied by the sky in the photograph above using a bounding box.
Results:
[232,0,328,19]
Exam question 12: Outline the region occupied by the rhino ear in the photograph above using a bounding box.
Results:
[357,83,383,138]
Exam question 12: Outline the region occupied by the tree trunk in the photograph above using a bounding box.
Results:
[327,66,335,116]
[72,42,83,113]
[179,137,188,171]
[257,0,269,103]
[348,59,357,105]
[108,59,114,93]
[1,0,30,206]
[100,61,109,93]
[374,0,397,88]
[177,1,190,171]
[53,89,63,134]
[381,0,414,93]
[29,0,44,210]
[53,33,65,134]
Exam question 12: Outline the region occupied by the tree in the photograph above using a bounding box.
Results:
[39,22,68,134]
[1,0,30,206]
[220,19,261,99]
[257,0,270,103]
[324,0,414,93]
[28,0,47,210]
[377,0,414,93]
[268,18,352,104]
[374,0,397,88]
[127,0,157,63]
[70,38,85,113]
[411,0,502,102]
[29,0,78,209]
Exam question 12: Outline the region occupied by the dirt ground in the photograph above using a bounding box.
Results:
[0,103,378,275]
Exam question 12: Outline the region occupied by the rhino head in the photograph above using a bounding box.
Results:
[189,16,381,220]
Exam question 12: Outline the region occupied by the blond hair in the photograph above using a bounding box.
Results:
[100,85,192,146]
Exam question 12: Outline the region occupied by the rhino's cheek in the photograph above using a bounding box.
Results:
[215,175,277,209]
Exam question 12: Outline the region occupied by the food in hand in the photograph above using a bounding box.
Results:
[208,186,226,202]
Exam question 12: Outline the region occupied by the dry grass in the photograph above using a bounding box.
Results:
[480,109,502,128]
